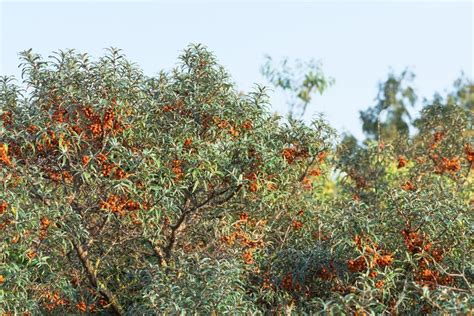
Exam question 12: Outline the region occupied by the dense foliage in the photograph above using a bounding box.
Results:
[0,45,472,315]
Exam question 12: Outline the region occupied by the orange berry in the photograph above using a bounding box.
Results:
[401,180,415,191]
[82,155,90,166]
[242,251,254,264]
[397,156,407,168]
[0,143,11,166]
[240,213,249,221]
[76,301,87,312]
[0,201,7,214]
[292,220,303,230]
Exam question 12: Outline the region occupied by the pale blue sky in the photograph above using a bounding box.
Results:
[1,1,472,139]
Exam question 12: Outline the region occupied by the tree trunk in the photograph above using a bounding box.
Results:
[71,238,124,316]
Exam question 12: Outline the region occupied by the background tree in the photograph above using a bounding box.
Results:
[360,70,417,141]
[261,56,334,119]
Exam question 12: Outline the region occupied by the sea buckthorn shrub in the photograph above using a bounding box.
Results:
[235,77,472,314]
[0,45,335,314]
[285,89,472,314]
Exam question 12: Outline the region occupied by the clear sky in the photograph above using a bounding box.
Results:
[1,0,472,139]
